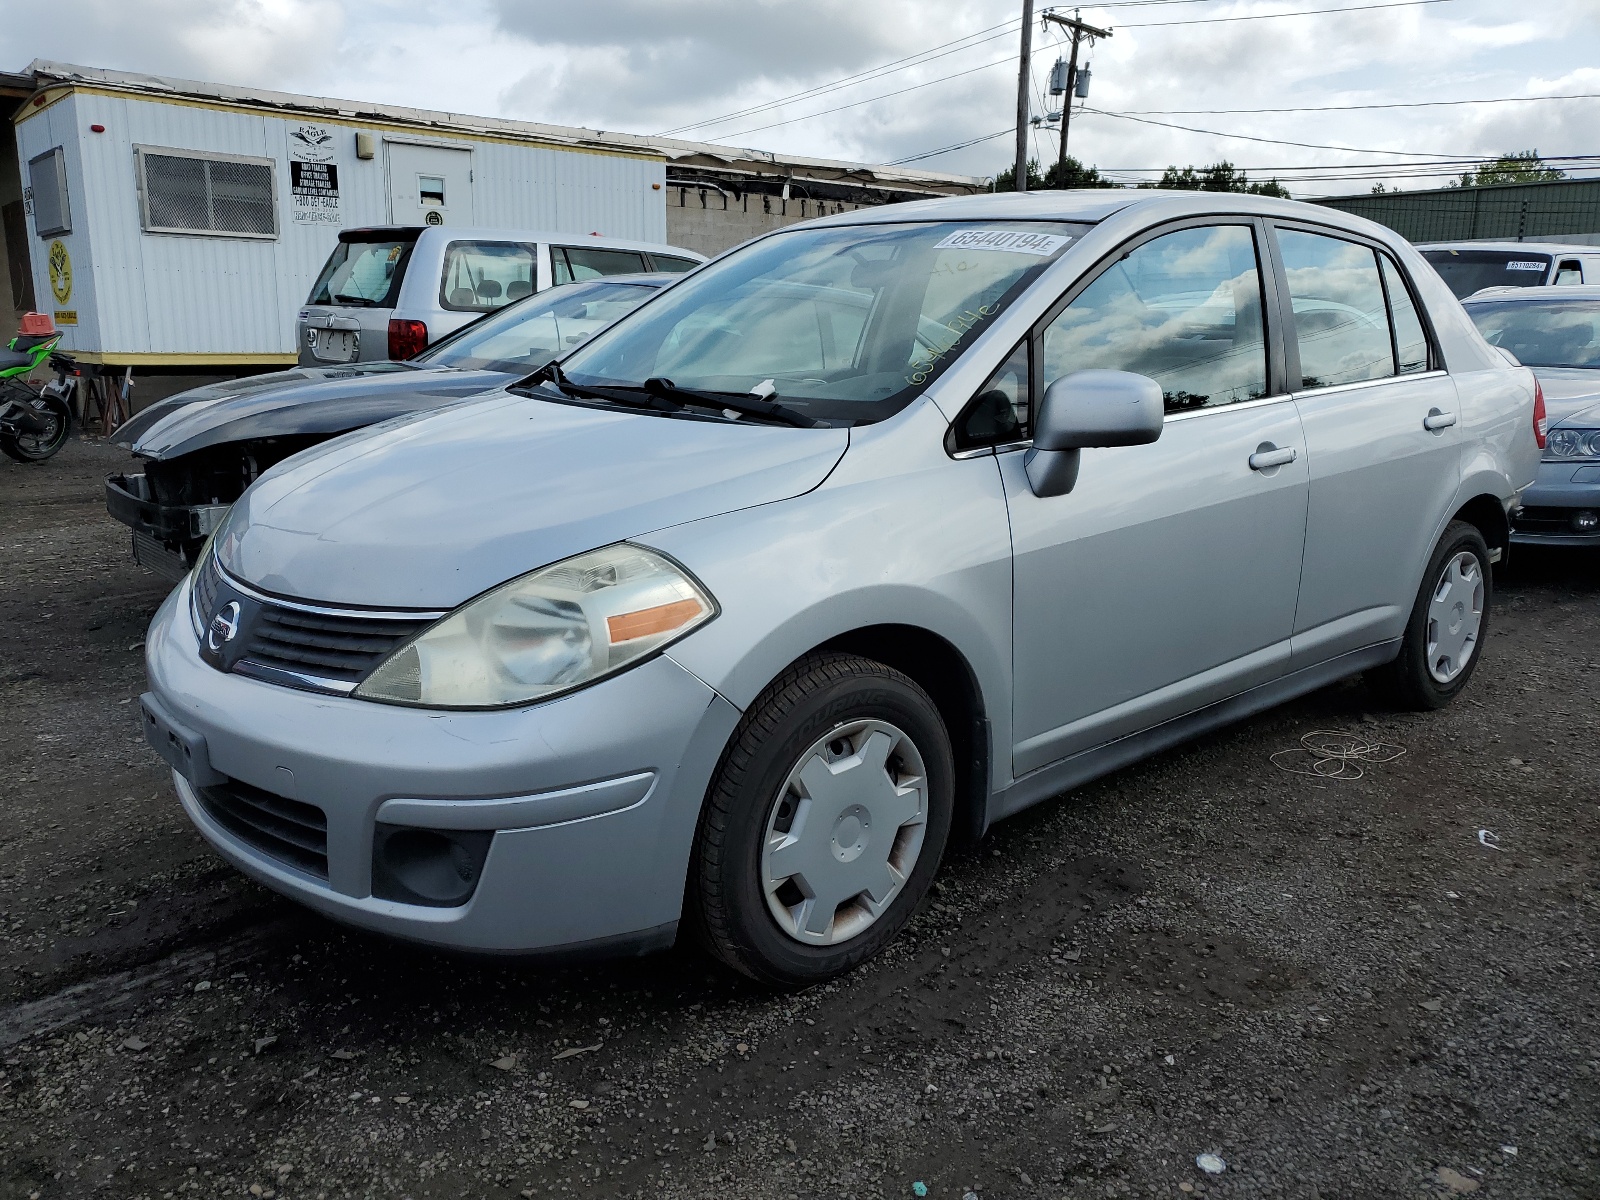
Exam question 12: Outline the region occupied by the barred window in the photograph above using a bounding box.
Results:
[137,147,277,238]
[28,148,71,237]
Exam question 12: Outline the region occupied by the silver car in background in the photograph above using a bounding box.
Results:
[1464,284,1600,544]
[144,192,1540,987]
[298,225,704,365]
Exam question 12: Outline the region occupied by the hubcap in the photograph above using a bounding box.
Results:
[1425,550,1484,684]
[760,719,928,946]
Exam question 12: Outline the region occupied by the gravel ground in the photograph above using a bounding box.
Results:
[2,438,1597,1200]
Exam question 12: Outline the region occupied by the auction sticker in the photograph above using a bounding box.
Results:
[1505,260,1547,271]
[934,229,1072,256]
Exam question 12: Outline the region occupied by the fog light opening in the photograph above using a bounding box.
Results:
[372,824,493,908]
[1572,510,1599,533]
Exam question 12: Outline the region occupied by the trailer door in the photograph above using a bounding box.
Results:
[386,143,474,226]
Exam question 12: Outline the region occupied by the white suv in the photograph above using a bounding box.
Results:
[297,226,704,365]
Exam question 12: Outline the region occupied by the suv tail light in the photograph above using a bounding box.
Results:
[1533,379,1548,450]
[387,319,428,361]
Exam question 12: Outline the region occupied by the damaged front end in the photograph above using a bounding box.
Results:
[108,434,327,583]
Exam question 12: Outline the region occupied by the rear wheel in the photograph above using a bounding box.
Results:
[0,389,71,463]
[690,653,953,988]
[1368,520,1491,710]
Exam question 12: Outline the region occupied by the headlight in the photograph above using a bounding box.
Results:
[1546,428,1600,458]
[354,544,716,708]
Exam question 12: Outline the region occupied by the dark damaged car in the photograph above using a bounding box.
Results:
[106,275,668,581]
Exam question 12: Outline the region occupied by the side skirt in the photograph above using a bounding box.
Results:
[986,639,1401,826]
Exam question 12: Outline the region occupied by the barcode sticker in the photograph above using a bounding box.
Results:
[1505,260,1546,272]
[934,229,1073,256]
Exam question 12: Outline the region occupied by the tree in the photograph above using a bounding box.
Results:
[1042,155,1121,190]
[992,157,1045,192]
[1140,161,1290,198]
[1453,150,1567,188]
[992,155,1122,192]
[1370,181,1389,195]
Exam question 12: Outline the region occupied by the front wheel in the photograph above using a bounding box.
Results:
[1368,520,1492,710]
[0,390,72,463]
[690,653,954,988]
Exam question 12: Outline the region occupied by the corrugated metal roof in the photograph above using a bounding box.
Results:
[1315,178,1600,243]
[20,60,984,196]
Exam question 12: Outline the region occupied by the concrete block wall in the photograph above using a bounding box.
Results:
[665,185,871,257]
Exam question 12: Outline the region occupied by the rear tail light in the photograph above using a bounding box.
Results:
[1533,379,1548,450]
[387,319,428,361]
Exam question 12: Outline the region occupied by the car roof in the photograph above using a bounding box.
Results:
[1463,284,1600,303]
[799,188,1410,233]
[1419,241,1600,255]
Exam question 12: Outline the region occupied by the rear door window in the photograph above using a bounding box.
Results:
[440,241,536,312]
[307,237,414,307]
[648,253,700,273]
[552,246,649,284]
[1279,229,1395,389]
[1379,254,1430,375]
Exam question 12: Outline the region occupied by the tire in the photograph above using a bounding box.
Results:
[1368,520,1492,711]
[0,391,71,463]
[690,652,954,988]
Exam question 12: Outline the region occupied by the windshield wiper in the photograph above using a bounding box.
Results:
[515,361,685,414]
[640,377,822,428]
[331,294,378,307]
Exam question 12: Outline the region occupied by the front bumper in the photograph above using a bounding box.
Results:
[105,473,229,581]
[144,577,740,954]
[1509,460,1600,546]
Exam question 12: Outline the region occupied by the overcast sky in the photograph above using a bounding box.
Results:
[5,0,1598,196]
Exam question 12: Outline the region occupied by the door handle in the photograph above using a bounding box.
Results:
[1423,409,1457,432]
[1248,445,1297,471]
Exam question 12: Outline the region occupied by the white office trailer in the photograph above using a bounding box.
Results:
[9,62,982,372]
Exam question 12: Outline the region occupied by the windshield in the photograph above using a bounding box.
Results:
[1422,249,1550,299]
[418,280,660,373]
[307,236,415,307]
[1464,297,1600,368]
[550,221,1085,424]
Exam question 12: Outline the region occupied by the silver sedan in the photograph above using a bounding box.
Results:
[142,191,1540,987]
[1464,284,1600,545]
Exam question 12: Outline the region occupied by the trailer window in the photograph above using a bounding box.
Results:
[440,241,537,312]
[137,147,277,239]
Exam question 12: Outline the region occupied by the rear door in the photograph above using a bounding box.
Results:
[1274,224,1463,666]
[386,143,474,226]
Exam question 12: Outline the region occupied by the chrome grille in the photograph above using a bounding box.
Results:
[190,553,443,695]
[196,777,328,878]
[243,606,432,687]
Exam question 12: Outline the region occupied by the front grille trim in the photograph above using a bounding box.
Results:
[196,555,445,696]
[196,776,329,879]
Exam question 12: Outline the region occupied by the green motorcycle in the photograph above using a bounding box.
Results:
[0,327,75,463]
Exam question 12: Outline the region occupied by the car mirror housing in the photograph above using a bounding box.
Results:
[1024,369,1165,497]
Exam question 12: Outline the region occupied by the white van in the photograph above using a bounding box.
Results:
[298,226,704,365]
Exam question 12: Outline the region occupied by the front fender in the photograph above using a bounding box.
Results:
[645,400,1016,795]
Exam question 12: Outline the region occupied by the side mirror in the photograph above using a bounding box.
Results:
[1024,369,1164,498]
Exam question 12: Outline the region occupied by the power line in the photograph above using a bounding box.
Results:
[1114,0,1456,27]
[1114,92,1600,116]
[659,19,1023,135]
[1080,105,1475,158]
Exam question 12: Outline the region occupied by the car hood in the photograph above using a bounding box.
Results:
[119,364,513,460]
[218,391,850,609]
[1531,367,1600,428]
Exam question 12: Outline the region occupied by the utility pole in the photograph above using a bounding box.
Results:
[1043,9,1111,184]
[1014,0,1034,192]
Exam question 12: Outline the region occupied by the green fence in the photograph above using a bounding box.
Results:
[1315,179,1600,243]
